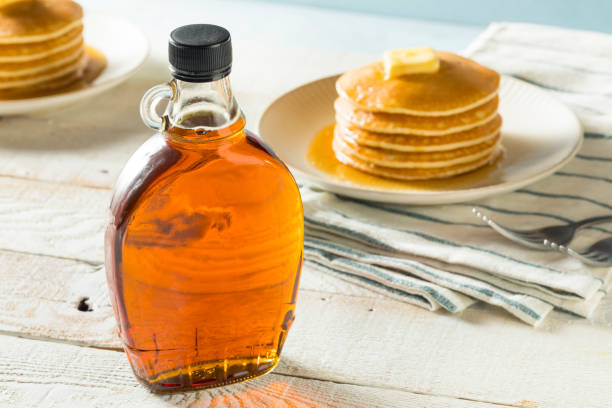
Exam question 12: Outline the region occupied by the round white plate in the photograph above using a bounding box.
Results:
[0,11,148,116]
[258,75,583,204]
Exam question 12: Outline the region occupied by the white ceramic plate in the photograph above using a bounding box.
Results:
[258,75,583,204]
[0,11,148,116]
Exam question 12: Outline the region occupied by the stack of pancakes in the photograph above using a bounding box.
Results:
[333,51,502,180]
[0,0,85,95]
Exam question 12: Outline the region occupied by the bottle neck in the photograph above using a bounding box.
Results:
[165,76,243,142]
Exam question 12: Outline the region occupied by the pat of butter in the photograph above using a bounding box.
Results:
[383,48,439,79]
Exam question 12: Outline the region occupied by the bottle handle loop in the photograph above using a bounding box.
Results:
[140,83,173,131]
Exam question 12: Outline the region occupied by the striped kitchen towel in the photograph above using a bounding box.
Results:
[301,23,612,326]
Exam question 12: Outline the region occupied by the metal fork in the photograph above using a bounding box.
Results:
[472,208,612,250]
[544,237,612,266]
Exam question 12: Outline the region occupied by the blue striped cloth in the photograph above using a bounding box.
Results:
[301,23,612,326]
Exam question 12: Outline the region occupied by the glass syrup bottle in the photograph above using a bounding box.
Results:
[104,24,304,393]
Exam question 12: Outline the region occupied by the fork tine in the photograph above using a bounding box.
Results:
[595,253,609,262]
[570,247,612,266]
[577,237,612,265]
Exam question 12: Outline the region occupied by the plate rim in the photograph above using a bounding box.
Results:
[258,74,584,204]
[0,10,149,113]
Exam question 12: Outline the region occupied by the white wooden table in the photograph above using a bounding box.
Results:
[1,1,611,407]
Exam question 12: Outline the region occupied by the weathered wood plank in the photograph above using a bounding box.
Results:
[0,335,503,408]
[282,291,612,408]
[0,177,108,264]
[1,248,611,408]
[0,250,116,347]
[0,249,383,348]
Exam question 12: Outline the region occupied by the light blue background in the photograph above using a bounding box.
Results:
[260,0,611,33]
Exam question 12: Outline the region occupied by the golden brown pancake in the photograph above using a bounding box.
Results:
[333,136,500,180]
[0,40,82,75]
[335,95,499,136]
[336,114,502,152]
[0,0,86,93]
[0,49,85,89]
[334,126,500,168]
[336,51,500,116]
[0,24,82,61]
[0,0,83,43]
[0,66,79,98]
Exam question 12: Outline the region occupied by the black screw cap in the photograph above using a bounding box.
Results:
[168,24,232,82]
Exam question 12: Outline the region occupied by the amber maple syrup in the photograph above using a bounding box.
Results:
[105,25,303,393]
